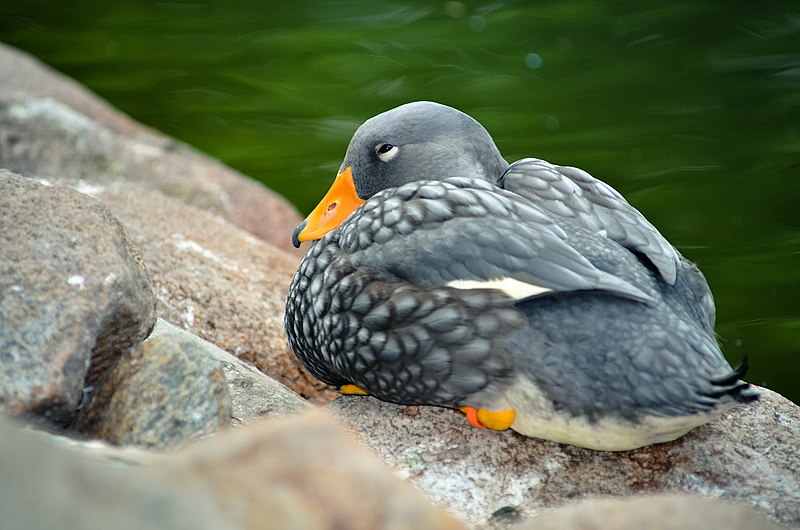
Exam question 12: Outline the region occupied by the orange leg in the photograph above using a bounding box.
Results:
[461,406,486,428]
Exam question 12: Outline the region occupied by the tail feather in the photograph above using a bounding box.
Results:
[710,356,749,386]
[703,356,759,404]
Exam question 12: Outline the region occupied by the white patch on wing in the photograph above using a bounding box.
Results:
[446,277,551,300]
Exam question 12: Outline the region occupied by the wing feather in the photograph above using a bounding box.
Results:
[339,179,655,304]
[499,158,680,284]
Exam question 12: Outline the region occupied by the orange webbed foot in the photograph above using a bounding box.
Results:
[460,406,515,431]
[339,384,369,395]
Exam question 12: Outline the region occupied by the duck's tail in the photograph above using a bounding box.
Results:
[703,356,760,404]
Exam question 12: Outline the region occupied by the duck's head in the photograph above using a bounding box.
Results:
[292,101,508,247]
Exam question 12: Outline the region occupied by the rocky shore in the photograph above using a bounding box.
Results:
[0,42,797,529]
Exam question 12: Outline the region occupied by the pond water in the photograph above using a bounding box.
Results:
[1,1,798,404]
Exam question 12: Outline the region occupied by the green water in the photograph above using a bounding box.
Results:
[1,1,798,404]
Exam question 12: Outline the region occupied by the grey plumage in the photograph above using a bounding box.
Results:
[342,179,653,304]
[285,101,757,450]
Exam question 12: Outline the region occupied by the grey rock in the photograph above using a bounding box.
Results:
[0,42,302,254]
[329,387,800,529]
[0,171,156,425]
[163,410,465,530]
[75,321,232,449]
[82,183,335,404]
[148,318,310,425]
[0,43,333,404]
[0,416,233,530]
[519,494,781,530]
[1,410,464,530]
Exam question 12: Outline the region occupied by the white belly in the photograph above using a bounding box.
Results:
[501,376,728,451]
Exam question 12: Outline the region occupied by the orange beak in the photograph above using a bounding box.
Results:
[292,166,366,247]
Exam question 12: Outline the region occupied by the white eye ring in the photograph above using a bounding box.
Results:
[375,143,399,162]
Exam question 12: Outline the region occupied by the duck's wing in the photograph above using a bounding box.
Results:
[339,178,654,305]
[498,158,680,285]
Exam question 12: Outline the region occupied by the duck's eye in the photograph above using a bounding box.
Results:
[375,143,399,162]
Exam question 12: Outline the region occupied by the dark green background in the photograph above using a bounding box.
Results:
[1,1,798,403]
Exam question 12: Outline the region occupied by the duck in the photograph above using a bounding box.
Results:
[284,101,758,451]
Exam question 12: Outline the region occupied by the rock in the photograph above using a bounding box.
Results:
[519,494,781,530]
[92,185,334,403]
[75,322,232,449]
[0,412,463,530]
[164,410,465,530]
[0,171,156,425]
[0,42,302,255]
[0,417,233,530]
[329,386,800,529]
[0,43,332,403]
[147,318,310,425]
